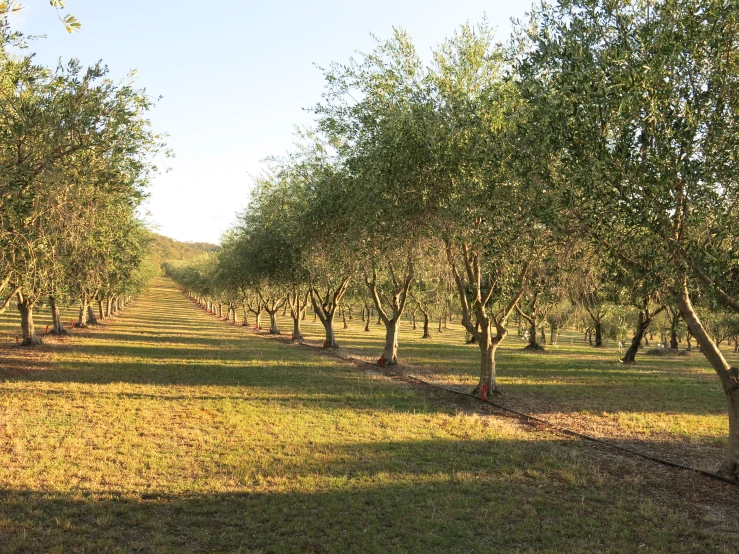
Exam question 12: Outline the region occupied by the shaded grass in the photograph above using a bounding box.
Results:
[0,280,738,552]
[266,306,736,461]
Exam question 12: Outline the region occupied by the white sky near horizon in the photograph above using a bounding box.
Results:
[11,0,530,244]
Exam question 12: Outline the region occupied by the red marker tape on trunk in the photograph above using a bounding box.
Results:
[16,336,19,345]
[378,354,385,367]
[45,326,49,336]
[481,385,488,402]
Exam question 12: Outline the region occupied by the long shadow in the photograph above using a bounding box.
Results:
[1,438,737,553]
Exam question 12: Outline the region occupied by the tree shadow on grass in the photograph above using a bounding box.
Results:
[1,438,738,554]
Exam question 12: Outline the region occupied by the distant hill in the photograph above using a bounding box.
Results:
[148,233,218,271]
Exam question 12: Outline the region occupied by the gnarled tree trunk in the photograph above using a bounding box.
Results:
[49,295,66,335]
[17,293,41,346]
[677,283,739,480]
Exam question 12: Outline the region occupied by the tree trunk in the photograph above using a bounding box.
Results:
[77,295,89,328]
[87,304,96,324]
[242,305,250,326]
[98,299,105,321]
[550,324,558,345]
[49,296,66,335]
[422,311,430,339]
[18,298,42,346]
[268,310,280,334]
[361,307,366,322]
[438,315,443,334]
[381,319,400,366]
[622,311,651,364]
[342,307,348,329]
[106,297,113,318]
[323,314,338,348]
[540,326,546,346]
[472,323,505,397]
[411,312,416,330]
[677,283,739,480]
[594,321,603,347]
[526,319,543,350]
[364,312,370,332]
[292,315,303,341]
[686,332,692,351]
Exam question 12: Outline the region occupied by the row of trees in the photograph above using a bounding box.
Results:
[0,7,165,343]
[167,1,739,480]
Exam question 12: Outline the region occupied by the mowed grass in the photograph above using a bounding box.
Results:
[0,279,738,553]
[267,305,738,469]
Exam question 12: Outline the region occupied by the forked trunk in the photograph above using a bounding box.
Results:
[677,284,739,480]
[49,296,66,335]
[18,298,42,346]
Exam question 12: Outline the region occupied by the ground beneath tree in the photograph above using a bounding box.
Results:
[0,278,738,553]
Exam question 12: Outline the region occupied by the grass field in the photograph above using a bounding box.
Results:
[266,301,738,472]
[1,278,738,553]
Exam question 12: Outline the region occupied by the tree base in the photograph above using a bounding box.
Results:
[523,343,545,351]
[51,328,69,336]
[20,336,43,346]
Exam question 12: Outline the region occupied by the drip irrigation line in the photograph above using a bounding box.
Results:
[186,294,739,489]
[298,341,739,489]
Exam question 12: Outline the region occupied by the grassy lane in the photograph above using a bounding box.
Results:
[268,307,738,470]
[1,278,738,553]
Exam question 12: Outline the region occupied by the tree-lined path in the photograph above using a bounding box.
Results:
[1,278,738,553]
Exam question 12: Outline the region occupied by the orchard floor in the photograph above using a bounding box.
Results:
[0,279,737,553]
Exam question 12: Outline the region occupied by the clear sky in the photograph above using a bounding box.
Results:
[11,0,530,244]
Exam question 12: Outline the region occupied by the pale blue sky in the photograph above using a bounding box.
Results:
[12,1,530,243]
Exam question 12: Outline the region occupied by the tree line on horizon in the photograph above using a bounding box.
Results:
[166,0,739,480]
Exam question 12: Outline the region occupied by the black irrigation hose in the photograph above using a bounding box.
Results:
[187,294,739,489]
[298,341,739,489]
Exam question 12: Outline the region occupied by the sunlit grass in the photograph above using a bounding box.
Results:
[270,305,734,459]
[0,279,737,552]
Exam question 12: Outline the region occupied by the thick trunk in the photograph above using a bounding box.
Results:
[98,299,105,321]
[106,297,113,318]
[381,319,400,366]
[594,321,603,347]
[87,304,96,324]
[292,316,303,341]
[323,315,338,348]
[18,299,42,346]
[472,324,504,397]
[49,296,66,335]
[526,319,543,350]
[622,311,651,364]
[242,306,250,326]
[422,311,430,339]
[677,284,739,480]
[268,311,280,334]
